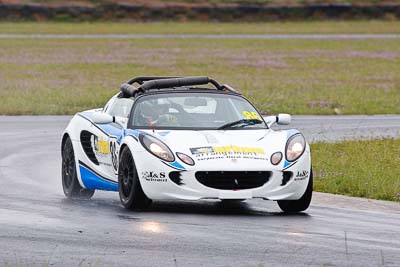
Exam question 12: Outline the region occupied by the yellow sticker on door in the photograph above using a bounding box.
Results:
[97,140,110,154]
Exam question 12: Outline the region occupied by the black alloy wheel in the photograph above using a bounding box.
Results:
[277,169,313,213]
[118,146,151,210]
[62,137,95,199]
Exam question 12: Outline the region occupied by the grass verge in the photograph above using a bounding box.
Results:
[311,138,400,202]
[0,35,399,115]
[1,21,400,34]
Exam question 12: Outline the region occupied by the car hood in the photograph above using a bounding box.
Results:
[142,129,290,170]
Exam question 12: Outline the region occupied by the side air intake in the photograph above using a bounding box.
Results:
[80,131,99,165]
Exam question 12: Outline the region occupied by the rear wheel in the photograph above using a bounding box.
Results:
[118,146,151,210]
[62,137,95,199]
[277,169,313,213]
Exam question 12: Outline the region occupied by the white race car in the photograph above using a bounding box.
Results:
[62,76,312,212]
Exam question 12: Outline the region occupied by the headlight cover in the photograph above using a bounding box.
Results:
[285,133,306,162]
[176,152,195,166]
[139,134,175,162]
[270,151,283,165]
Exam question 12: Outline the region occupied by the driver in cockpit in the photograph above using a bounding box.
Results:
[137,102,179,127]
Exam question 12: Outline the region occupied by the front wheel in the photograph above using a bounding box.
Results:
[118,146,151,210]
[220,199,246,204]
[277,169,313,213]
[62,137,95,199]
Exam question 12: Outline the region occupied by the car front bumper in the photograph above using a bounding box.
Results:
[134,149,311,201]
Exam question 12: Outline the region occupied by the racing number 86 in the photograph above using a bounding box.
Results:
[243,111,260,120]
[109,140,118,172]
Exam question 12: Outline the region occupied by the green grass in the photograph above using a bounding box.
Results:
[0,22,399,115]
[2,21,400,34]
[312,139,400,202]
[1,37,399,115]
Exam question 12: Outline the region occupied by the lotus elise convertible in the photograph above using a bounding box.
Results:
[61,76,312,212]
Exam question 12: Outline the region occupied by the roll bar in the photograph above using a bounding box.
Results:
[120,76,236,98]
[127,76,180,86]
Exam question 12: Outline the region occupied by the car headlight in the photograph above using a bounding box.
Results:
[176,152,195,166]
[270,152,283,165]
[285,133,306,162]
[139,134,175,162]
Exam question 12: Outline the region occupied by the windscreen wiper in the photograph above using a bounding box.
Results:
[218,119,263,130]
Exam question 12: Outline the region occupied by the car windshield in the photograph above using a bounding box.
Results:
[130,92,267,130]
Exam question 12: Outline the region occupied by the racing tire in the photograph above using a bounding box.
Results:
[221,199,246,204]
[277,169,313,213]
[118,146,152,210]
[62,137,95,199]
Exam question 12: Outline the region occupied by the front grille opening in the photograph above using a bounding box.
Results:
[195,171,271,190]
[281,171,293,186]
[169,171,184,185]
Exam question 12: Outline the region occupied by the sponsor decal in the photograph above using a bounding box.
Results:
[190,145,267,161]
[190,145,265,155]
[295,170,309,181]
[93,136,110,161]
[142,171,167,182]
[215,145,265,155]
[93,135,119,173]
[95,138,110,154]
[190,146,214,155]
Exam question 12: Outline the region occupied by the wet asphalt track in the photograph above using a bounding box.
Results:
[0,115,399,266]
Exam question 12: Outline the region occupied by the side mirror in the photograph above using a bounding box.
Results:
[265,113,291,127]
[276,113,291,125]
[91,113,114,124]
